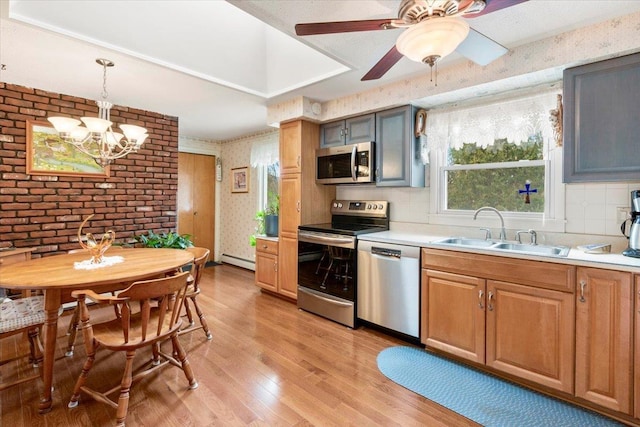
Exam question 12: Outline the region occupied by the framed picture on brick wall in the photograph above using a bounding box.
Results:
[231,166,249,193]
[26,119,110,177]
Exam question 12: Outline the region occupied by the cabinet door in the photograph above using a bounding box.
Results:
[320,120,345,148]
[486,280,574,393]
[563,53,640,182]
[255,251,278,292]
[575,268,633,413]
[375,105,424,187]
[422,269,486,363]
[345,114,375,145]
[278,235,298,300]
[280,121,302,174]
[280,174,301,236]
[635,275,640,420]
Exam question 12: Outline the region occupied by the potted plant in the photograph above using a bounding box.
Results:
[134,230,193,249]
[264,195,279,237]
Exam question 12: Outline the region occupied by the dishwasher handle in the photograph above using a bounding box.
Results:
[371,246,402,259]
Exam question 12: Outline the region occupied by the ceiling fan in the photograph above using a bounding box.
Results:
[295,0,528,81]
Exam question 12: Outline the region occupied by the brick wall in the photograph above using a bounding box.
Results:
[0,82,179,258]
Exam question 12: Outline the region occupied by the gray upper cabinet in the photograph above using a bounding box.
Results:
[375,105,425,187]
[563,53,640,183]
[320,114,375,148]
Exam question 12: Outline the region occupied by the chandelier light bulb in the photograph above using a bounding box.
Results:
[46,58,148,167]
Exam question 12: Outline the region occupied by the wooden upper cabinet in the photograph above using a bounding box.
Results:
[280,121,303,174]
[575,267,633,414]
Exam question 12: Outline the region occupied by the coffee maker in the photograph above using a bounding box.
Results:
[621,190,640,258]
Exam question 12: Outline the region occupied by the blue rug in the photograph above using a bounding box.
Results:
[377,346,622,427]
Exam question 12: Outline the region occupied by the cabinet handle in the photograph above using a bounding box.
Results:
[478,290,484,309]
[579,280,586,302]
[274,261,278,272]
[262,244,268,249]
[194,211,198,216]
[297,155,301,167]
[296,201,301,212]
[487,291,494,311]
[637,288,639,314]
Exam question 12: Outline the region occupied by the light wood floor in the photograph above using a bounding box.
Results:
[1,264,477,426]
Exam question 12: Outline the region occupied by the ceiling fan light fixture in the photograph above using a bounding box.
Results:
[395,17,469,64]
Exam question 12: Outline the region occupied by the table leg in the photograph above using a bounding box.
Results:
[38,289,61,414]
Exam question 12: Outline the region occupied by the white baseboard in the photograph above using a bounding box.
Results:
[221,254,255,271]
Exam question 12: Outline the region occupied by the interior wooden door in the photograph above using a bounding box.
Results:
[177,152,216,256]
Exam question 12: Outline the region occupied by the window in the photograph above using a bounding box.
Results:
[428,90,565,232]
[250,135,280,214]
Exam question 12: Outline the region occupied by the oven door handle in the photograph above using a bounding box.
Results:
[350,144,357,181]
[298,231,355,248]
[299,287,353,307]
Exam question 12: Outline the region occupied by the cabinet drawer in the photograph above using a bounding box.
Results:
[256,239,278,255]
[422,248,575,293]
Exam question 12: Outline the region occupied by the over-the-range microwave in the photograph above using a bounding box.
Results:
[316,141,375,184]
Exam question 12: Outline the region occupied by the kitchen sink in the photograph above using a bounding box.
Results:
[433,237,495,247]
[490,242,570,257]
[432,237,570,257]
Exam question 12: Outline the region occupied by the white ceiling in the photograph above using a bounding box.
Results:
[1,0,640,141]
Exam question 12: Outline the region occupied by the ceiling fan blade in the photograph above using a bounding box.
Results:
[295,19,395,36]
[466,0,528,18]
[455,28,508,66]
[361,46,404,81]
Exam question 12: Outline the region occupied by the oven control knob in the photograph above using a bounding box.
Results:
[378,204,384,210]
[337,203,343,208]
[372,204,377,210]
[333,202,338,208]
[367,204,372,209]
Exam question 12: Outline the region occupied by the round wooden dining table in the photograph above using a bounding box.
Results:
[0,247,194,413]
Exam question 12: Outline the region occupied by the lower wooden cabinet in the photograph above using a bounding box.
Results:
[255,238,278,293]
[422,269,485,363]
[421,249,576,394]
[575,267,634,414]
[277,235,298,300]
[635,274,640,420]
[486,280,574,393]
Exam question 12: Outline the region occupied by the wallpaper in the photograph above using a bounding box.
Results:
[219,130,279,265]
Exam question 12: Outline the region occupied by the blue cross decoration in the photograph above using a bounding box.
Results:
[518,180,538,204]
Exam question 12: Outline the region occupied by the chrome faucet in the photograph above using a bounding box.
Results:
[516,229,538,245]
[473,207,507,241]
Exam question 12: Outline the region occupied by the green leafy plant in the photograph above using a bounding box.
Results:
[134,230,193,249]
[249,210,266,247]
[265,194,279,216]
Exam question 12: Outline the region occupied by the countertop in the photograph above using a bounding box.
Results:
[359,231,640,273]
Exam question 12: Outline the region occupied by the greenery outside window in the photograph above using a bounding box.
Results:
[428,89,565,232]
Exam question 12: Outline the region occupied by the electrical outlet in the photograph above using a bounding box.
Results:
[617,206,630,222]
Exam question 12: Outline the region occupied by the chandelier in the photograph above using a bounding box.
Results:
[47,58,148,168]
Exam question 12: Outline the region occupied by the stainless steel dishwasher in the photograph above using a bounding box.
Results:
[357,240,420,339]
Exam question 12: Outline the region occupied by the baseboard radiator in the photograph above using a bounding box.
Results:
[221,254,255,271]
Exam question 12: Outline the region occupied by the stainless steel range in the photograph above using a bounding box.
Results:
[297,200,389,328]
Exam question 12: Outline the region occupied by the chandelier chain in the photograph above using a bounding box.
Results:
[102,62,109,100]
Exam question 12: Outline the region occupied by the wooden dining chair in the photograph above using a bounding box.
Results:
[0,294,46,391]
[179,247,212,340]
[67,271,197,427]
[65,248,122,357]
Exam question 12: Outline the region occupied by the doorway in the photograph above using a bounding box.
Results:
[177,152,216,256]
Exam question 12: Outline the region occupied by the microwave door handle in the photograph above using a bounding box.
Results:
[350,145,357,181]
